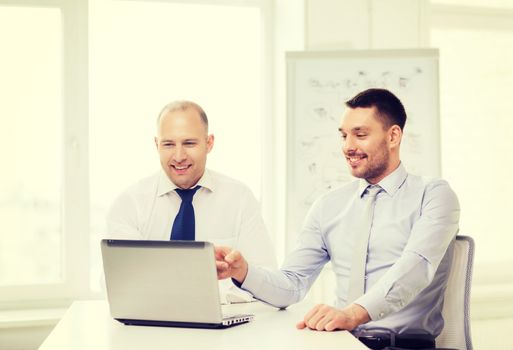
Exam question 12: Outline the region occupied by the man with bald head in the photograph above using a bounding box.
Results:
[106,100,276,302]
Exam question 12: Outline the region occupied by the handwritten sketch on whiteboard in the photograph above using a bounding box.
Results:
[286,49,440,250]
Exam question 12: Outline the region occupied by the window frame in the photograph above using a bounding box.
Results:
[0,0,274,307]
[0,0,89,306]
[430,2,513,318]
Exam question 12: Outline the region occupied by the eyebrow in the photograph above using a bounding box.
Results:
[338,126,369,133]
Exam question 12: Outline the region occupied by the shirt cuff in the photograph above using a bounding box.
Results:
[240,264,266,296]
[354,287,393,321]
[231,278,243,289]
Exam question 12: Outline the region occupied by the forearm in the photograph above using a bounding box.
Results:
[357,179,460,321]
[356,246,452,321]
[241,264,322,309]
[237,194,328,308]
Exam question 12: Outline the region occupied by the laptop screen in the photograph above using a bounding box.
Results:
[101,240,224,324]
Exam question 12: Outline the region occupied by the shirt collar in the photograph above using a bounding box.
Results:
[157,168,215,197]
[358,162,408,198]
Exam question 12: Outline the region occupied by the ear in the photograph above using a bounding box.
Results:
[154,136,159,149]
[206,134,215,153]
[388,125,402,148]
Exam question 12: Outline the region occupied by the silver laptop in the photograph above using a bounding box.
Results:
[101,239,254,328]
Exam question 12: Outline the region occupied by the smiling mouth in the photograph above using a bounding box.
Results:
[346,154,367,166]
[171,164,192,174]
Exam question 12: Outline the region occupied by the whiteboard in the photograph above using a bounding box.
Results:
[286,49,440,251]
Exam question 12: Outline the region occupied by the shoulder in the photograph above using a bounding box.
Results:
[405,174,459,209]
[311,180,359,210]
[321,180,359,201]
[300,180,359,226]
[208,169,254,195]
[113,171,161,202]
[406,173,455,194]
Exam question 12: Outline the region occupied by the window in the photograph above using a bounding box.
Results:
[0,0,89,303]
[431,2,513,287]
[0,7,63,286]
[88,0,268,291]
[1,0,270,303]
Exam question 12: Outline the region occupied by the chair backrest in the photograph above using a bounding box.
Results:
[436,235,475,350]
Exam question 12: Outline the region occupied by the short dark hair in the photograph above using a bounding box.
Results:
[345,88,407,130]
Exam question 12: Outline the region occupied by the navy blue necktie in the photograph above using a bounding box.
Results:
[170,186,200,241]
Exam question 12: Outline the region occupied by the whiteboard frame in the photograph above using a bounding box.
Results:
[286,49,440,252]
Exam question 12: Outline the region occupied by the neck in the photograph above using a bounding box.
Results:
[366,159,401,184]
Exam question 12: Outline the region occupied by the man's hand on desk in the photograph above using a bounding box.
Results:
[215,246,371,332]
[215,246,248,283]
[296,303,370,332]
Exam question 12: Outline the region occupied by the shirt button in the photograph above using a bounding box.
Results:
[379,312,385,318]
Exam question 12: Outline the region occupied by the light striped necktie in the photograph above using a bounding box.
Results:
[347,185,382,304]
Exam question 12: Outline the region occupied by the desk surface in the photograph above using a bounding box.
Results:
[39,300,368,349]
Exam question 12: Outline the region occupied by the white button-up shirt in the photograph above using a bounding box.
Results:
[105,169,277,302]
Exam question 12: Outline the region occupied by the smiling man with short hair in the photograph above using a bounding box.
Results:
[216,89,460,349]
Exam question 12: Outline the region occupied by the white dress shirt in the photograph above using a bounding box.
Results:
[106,168,277,302]
[241,164,460,336]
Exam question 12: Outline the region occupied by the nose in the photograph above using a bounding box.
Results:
[342,135,355,154]
[173,145,187,163]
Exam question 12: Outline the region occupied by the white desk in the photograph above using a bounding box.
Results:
[39,300,369,349]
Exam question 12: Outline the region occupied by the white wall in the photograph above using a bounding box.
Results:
[305,0,430,49]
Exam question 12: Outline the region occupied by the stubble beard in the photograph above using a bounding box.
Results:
[353,142,390,182]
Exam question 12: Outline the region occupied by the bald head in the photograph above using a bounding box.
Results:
[157,100,208,133]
